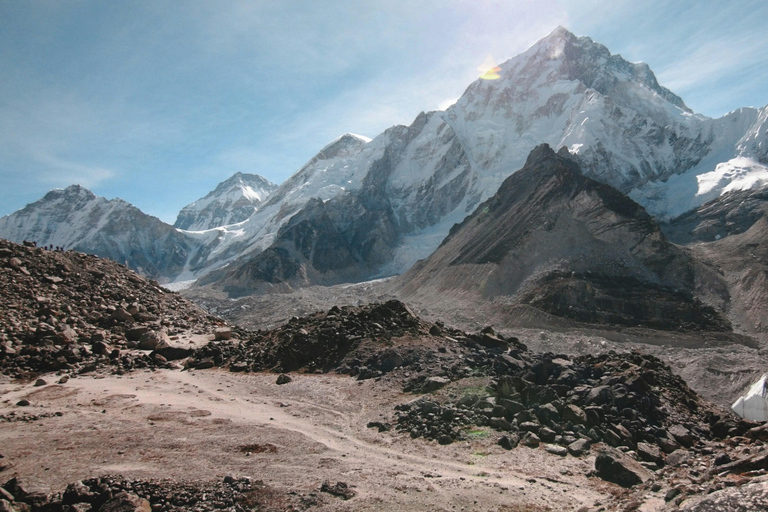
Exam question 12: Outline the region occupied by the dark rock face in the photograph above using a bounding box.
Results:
[200,113,473,296]
[397,144,729,331]
[0,239,225,378]
[663,188,768,244]
[663,188,768,333]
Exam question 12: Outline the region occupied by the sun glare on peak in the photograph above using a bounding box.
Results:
[478,55,501,80]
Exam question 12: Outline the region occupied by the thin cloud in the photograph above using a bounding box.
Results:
[36,154,116,189]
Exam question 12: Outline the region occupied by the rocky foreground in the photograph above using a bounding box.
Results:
[0,239,229,378]
[2,239,768,511]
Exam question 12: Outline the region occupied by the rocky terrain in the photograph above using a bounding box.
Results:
[395,144,729,333]
[0,238,226,379]
[1,285,768,509]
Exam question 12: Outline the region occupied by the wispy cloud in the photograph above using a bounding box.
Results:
[35,154,115,189]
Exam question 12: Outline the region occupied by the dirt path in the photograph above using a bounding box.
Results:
[0,369,606,511]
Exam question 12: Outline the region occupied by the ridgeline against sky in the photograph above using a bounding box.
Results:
[1,1,767,222]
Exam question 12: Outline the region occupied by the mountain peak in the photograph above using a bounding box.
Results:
[43,184,97,203]
[543,25,577,44]
[174,173,278,231]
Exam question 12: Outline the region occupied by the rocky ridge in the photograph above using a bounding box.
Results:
[0,238,227,378]
[396,144,730,331]
[2,28,767,292]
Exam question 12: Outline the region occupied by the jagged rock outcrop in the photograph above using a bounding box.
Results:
[174,172,278,231]
[396,144,729,331]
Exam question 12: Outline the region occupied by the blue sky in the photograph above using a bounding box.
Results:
[1,0,767,223]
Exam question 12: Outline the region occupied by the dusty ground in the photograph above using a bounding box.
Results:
[0,367,623,511]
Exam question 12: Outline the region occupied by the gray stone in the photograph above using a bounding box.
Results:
[637,442,664,465]
[594,447,652,488]
[497,375,516,397]
[567,439,590,457]
[138,330,169,350]
[377,349,404,372]
[520,432,540,448]
[544,444,568,456]
[668,424,695,447]
[489,417,511,431]
[111,307,134,324]
[99,491,151,512]
[561,404,587,425]
[422,376,450,392]
[276,374,292,385]
[214,327,232,341]
[498,434,518,450]
[666,449,691,467]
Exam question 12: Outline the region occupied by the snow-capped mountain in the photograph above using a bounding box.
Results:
[0,185,205,281]
[2,27,767,294]
[198,27,768,293]
[174,173,278,231]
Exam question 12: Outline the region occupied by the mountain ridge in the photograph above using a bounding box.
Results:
[1,27,767,293]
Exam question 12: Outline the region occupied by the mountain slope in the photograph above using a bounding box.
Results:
[174,173,278,231]
[394,144,729,331]
[0,185,206,281]
[663,189,768,333]
[195,27,768,294]
[2,27,767,292]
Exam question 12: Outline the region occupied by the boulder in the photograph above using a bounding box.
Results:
[214,327,233,341]
[125,326,151,342]
[636,442,664,465]
[138,330,170,350]
[151,346,193,361]
[567,439,590,457]
[498,434,519,450]
[544,444,568,456]
[99,491,151,512]
[111,308,134,324]
[276,374,292,385]
[594,448,652,488]
[422,376,450,392]
[561,404,587,425]
[520,432,540,448]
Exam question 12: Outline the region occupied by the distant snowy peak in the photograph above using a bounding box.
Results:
[260,132,373,213]
[0,185,200,280]
[447,26,703,197]
[173,172,278,231]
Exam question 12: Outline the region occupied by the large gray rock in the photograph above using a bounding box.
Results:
[138,330,170,350]
[99,491,151,512]
[422,376,450,392]
[595,447,653,488]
